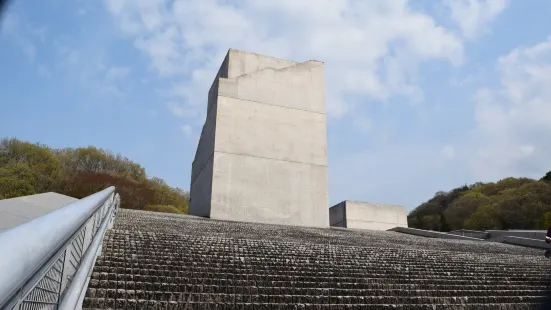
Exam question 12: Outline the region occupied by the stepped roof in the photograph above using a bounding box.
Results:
[84,209,551,309]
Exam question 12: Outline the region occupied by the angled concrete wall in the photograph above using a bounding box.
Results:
[190,49,329,227]
[389,227,483,241]
[502,236,549,249]
[329,201,408,231]
[0,192,78,231]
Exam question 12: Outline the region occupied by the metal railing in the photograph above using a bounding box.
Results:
[0,187,120,310]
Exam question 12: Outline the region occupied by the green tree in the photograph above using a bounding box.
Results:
[464,203,502,230]
[0,138,60,197]
[0,162,36,197]
[0,137,189,214]
[408,184,471,230]
[540,211,551,229]
[443,191,490,230]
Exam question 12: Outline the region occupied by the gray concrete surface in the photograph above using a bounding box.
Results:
[190,48,329,227]
[0,192,78,231]
[389,226,484,241]
[329,201,408,231]
[449,229,489,239]
[503,236,550,249]
[486,230,547,242]
[329,202,346,227]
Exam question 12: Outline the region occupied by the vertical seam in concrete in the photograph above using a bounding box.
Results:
[343,202,347,229]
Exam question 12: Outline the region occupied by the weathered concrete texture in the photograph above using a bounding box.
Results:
[0,192,78,231]
[329,200,408,231]
[190,49,329,227]
[84,209,551,309]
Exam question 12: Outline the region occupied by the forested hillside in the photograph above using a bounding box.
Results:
[3,136,550,227]
[0,137,188,214]
[409,172,551,231]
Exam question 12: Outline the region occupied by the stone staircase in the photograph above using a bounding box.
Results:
[83,209,551,309]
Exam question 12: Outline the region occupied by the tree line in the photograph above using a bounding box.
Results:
[0,137,189,214]
[409,171,551,231]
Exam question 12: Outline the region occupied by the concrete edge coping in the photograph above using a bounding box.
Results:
[450,229,488,234]
[503,236,550,250]
[388,226,485,241]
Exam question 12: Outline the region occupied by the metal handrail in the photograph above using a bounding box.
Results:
[58,196,115,310]
[0,187,118,309]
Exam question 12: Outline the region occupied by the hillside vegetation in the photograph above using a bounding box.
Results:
[409,172,551,231]
[3,136,550,227]
[0,137,188,214]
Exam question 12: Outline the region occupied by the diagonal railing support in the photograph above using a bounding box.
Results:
[0,187,119,310]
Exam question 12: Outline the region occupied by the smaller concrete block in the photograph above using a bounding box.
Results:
[329,202,346,227]
[329,200,408,231]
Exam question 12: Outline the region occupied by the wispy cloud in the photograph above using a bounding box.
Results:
[2,0,547,211]
[2,13,37,60]
[466,36,551,180]
[105,66,130,81]
[104,0,465,119]
[445,0,508,40]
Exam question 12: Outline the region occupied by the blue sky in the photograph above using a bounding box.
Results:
[1,0,550,211]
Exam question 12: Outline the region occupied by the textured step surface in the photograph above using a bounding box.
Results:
[84,209,551,309]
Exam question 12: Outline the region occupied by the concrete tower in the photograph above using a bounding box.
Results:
[190,49,329,227]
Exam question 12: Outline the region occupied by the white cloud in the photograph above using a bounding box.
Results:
[100,0,527,211]
[2,13,37,60]
[181,124,193,139]
[167,102,198,119]
[467,36,551,180]
[104,0,464,119]
[445,0,508,39]
[520,145,535,156]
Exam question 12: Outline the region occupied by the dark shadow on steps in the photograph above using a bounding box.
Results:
[533,250,551,310]
[534,286,551,310]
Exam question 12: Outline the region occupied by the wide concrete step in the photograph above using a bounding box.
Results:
[92,269,551,285]
[87,287,549,299]
[83,209,551,309]
[91,265,549,280]
[88,277,551,292]
[96,255,549,271]
[83,298,540,309]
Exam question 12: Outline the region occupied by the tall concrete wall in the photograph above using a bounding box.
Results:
[190,49,329,227]
[329,201,408,231]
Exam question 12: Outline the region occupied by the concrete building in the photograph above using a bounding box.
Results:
[329,200,408,231]
[190,49,329,227]
[0,192,78,231]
